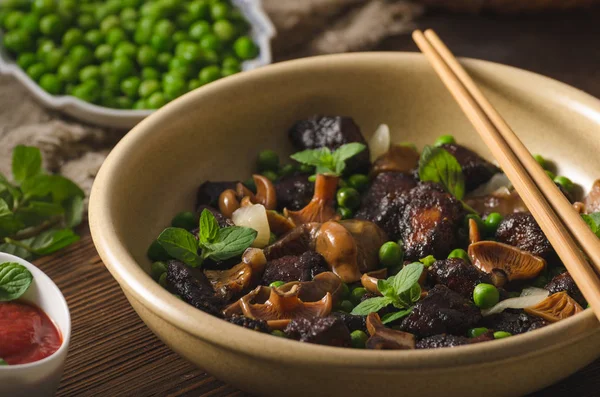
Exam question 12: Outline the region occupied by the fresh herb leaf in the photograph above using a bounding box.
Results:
[290,143,366,176]
[0,199,11,217]
[15,201,64,228]
[64,196,84,228]
[21,174,85,203]
[199,209,219,245]
[381,308,413,325]
[418,145,465,200]
[0,358,7,365]
[0,242,33,260]
[397,283,422,308]
[28,229,80,255]
[582,213,600,237]
[0,175,21,209]
[0,262,33,301]
[12,145,42,184]
[390,262,424,295]
[157,227,202,267]
[351,296,394,315]
[377,279,395,299]
[202,226,257,261]
[0,215,25,238]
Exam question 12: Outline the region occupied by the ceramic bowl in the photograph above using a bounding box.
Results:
[89,52,600,397]
[0,0,275,129]
[0,253,71,397]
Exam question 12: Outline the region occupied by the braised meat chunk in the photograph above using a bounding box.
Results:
[482,311,547,335]
[399,183,464,261]
[227,315,271,333]
[545,271,586,307]
[400,285,481,338]
[288,115,370,173]
[285,315,352,347]
[261,251,328,285]
[196,205,234,228]
[428,258,492,298]
[495,212,553,258]
[275,174,314,211]
[196,181,238,208]
[166,260,225,317]
[440,143,500,191]
[332,312,367,333]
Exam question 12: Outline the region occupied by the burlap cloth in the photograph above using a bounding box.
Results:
[0,0,423,203]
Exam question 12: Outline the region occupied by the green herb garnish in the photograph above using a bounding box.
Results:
[351,262,424,323]
[418,145,465,200]
[0,146,85,260]
[157,209,257,268]
[582,212,600,237]
[290,143,366,176]
[0,262,33,301]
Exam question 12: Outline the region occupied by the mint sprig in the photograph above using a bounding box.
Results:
[290,143,366,176]
[0,262,33,301]
[351,262,424,318]
[582,212,600,237]
[419,145,465,200]
[157,209,257,268]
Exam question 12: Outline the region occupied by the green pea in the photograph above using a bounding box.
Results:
[271,330,286,338]
[533,154,547,169]
[120,7,138,21]
[134,28,153,45]
[19,13,40,35]
[111,56,134,78]
[554,176,574,193]
[118,76,140,99]
[155,19,175,37]
[434,134,456,147]
[172,30,188,43]
[176,13,195,29]
[262,170,278,182]
[188,79,202,91]
[141,67,160,81]
[279,164,297,177]
[213,20,236,41]
[92,44,112,62]
[164,76,187,101]
[198,65,221,84]
[151,261,168,281]
[348,174,369,192]
[340,283,350,299]
[4,11,24,30]
[84,30,104,47]
[269,281,285,288]
[350,330,368,349]
[138,79,160,98]
[256,149,279,172]
[116,96,132,109]
[468,327,488,338]
[79,65,100,82]
[157,52,173,69]
[419,255,436,267]
[17,52,36,70]
[3,30,32,53]
[378,241,404,268]
[100,15,120,33]
[171,211,197,230]
[99,61,114,77]
[308,175,317,183]
[39,74,62,95]
[336,187,361,210]
[493,331,512,339]
[36,39,55,57]
[150,34,172,52]
[133,99,147,110]
[72,80,100,103]
[122,19,136,33]
[233,36,258,60]
[62,28,84,50]
[484,212,504,234]
[32,0,55,14]
[199,33,222,52]
[545,170,556,180]
[176,41,201,62]
[188,0,210,19]
[77,13,96,30]
[44,49,64,72]
[40,14,63,37]
[222,56,241,70]
[26,63,47,82]
[201,49,219,65]
[448,248,470,263]
[137,45,158,67]
[158,272,168,288]
[106,28,127,47]
[114,42,137,59]
[57,62,78,83]
[147,92,167,109]
[189,20,211,40]
[339,300,354,313]
[69,45,94,66]
[337,207,353,220]
[473,283,500,309]
[210,2,230,20]
[350,287,367,305]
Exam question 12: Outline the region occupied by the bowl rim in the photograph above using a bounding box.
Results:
[89,52,600,369]
[0,252,71,370]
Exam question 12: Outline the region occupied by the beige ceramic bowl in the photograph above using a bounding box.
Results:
[89,53,600,397]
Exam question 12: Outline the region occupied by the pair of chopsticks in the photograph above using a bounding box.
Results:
[412,29,600,321]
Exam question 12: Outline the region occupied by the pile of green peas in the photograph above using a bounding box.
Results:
[0,0,259,109]
[336,174,369,219]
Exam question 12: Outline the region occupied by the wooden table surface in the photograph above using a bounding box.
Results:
[37,7,600,397]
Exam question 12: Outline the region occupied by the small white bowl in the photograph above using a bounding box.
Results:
[0,253,71,397]
[0,0,275,129]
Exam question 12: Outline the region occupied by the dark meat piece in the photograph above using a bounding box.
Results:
[356,172,417,239]
[196,181,238,208]
[481,310,547,335]
[166,260,225,317]
[495,212,553,258]
[545,271,586,307]
[196,205,234,228]
[399,183,464,261]
[401,285,481,338]
[261,251,328,285]
[284,315,352,347]
[441,143,500,191]
[275,174,314,211]
[332,312,367,333]
[288,115,370,174]
[428,258,492,298]
[227,315,270,333]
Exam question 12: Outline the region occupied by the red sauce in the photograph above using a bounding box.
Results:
[0,301,62,365]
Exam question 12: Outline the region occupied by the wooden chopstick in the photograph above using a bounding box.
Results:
[412,29,600,320]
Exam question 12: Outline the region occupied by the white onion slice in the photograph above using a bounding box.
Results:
[482,287,549,316]
[231,204,270,248]
[369,124,391,162]
[469,173,512,197]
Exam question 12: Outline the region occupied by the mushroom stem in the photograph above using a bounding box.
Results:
[285,174,340,225]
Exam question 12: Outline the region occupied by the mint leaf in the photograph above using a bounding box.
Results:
[0,262,33,301]
[390,262,424,295]
[377,279,395,299]
[0,242,33,260]
[351,296,394,315]
[397,283,422,308]
[21,174,84,203]
[290,147,331,168]
[157,227,202,267]
[0,199,11,217]
[12,145,42,184]
[199,209,219,245]
[15,201,64,228]
[290,143,366,176]
[381,308,413,325]
[203,226,257,261]
[64,196,84,228]
[582,213,600,237]
[23,229,80,256]
[0,216,24,238]
[418,145,465,200]
[332,143,366,174]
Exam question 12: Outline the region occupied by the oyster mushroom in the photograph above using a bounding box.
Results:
[285,174,340,225]
[218,189,240,218]
[204,248,267,300]
[365,313,415,350]
[315,219,388,283]
[525,291,584,323]
[278,272,344,306]
[266,210,295,236]
[468,241,546,287]
[219,175,278,219]
[264,223,321,260]
[360,269,388,295]
[371,144,420,176]
[469,218,481,244]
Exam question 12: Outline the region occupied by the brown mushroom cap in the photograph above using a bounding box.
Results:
[285,174,340,225]
[361,268,388,295]
[252,174,277,210]
[218,189,240,218]
[339,219,388,273]
[278,271,344,306]
[371,144,420,176]
[464,188,526,216]
[266,210,295,236]
[469,217,481,245]
[365,313,415,350]
[204,248,267,300]
[468,240,546,287]
[525,291,584,322]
